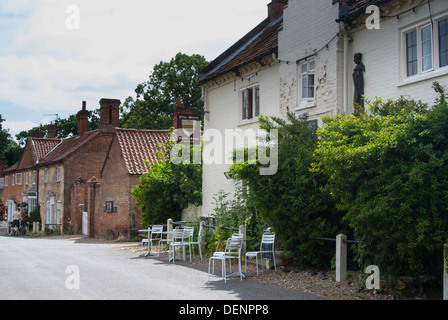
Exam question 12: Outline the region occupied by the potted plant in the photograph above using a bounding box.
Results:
[280,251,294,267]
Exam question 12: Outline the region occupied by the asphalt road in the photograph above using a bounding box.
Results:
[0,235,324,302]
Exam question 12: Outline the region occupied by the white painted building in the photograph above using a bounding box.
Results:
[198,0,286,215]
[198,0,448,218]
[278,0,448,123]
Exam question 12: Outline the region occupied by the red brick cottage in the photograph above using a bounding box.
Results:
[38,98,168,239]
[38,99,121,234]
[1,130,61,222]
[93,128,169,239]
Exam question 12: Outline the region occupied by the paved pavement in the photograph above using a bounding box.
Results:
[0,235,325,303]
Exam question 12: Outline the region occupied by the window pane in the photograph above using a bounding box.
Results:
[308,86,315,99]
[247,88,253,119]
[302,76,308,98]
[440,18,448,67]
[308,74,315,86]
[255,87,260,117]
[242,91,247,119]
[309,60,315,71]
[421,25,433,71]
[422,56,432,71]
[406,31,418,76]
[301,64,307,73]
[421,25,432,42]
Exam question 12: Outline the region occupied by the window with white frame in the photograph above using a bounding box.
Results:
[241,85,260,121]
[56,201,61,225]
[46,200,50,224]
[28,197,37,215]
[439,18,448,68]
[56,167,61,182]
[403,17,448,79]
[298,59,316,109]
[12,174,14,186]
[32,171,36,185]
[16,173,22,185]
[44,168,48,183]
[25,171,28,185]
[5,175,8,187]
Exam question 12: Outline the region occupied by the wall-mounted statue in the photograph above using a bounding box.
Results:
[353,53,365,109]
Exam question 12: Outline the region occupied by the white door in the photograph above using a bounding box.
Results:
[6,200,15,222]
[49,197,55,230]
[82,212,88,236]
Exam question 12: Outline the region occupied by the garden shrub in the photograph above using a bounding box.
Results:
[230,113,345,268]
[313,82,448,277]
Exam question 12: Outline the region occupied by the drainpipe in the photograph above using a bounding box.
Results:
[340,22,350,115]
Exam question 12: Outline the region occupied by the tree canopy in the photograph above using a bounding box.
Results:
[121,52,208,130]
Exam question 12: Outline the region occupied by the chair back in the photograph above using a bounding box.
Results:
[260,232,275,251]
[152,225,163,233]
[197,226,203,242]
[172,228,187,242]
[225,237,242,257]
[231,233,243,240]
[150,225,163,238]
[184,227,194,241]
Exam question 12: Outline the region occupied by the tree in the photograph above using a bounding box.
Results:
[121,53,208,130]
[229,113,344,268]
[15,109,100,146]
[0,115,22,167]
[132,135,202,226]
[0,115,9,157]
[312,82,448,277]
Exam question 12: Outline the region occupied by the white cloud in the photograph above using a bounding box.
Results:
[0,0,269,131]
[3,120,37,138]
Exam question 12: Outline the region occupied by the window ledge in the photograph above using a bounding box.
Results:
[238,118,259,127]
[398,67,448,87]
[295,101,316,111]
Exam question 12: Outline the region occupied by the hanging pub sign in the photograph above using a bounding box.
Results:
[176,113,201,145]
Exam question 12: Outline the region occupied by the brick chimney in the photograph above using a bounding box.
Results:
[77,101,89,135]
[47,124,57,139]
[99,98,121,133]
[268,0,287,21]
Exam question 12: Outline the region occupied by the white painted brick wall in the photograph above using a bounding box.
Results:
[349,0,448,110]
[202,64,281,216]
[278,0,341,124]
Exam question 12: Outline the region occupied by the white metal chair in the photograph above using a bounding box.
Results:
[245,232,276,274]
[184,227,195,261]
[207,237,243,283]
[169,228,190,263]
[190,225,203,260]
[149,225,164,255]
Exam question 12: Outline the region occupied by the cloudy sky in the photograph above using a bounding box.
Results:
[0,0,268,138]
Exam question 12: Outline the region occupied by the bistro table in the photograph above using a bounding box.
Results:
[138,228,174,257]
[226,238,256,279]
[138,228,154,257]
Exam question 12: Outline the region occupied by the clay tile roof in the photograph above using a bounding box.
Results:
[198,15,283,85]
[115,128,169,175]
[40,130,100,165]
[31,138,62,162]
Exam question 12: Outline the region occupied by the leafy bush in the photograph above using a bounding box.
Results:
[313,82,448,277]
[230,113,345,268]
[132,135,202,226]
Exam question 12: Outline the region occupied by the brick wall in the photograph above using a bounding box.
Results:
[278,0,341,125]
[93,136,142,239]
